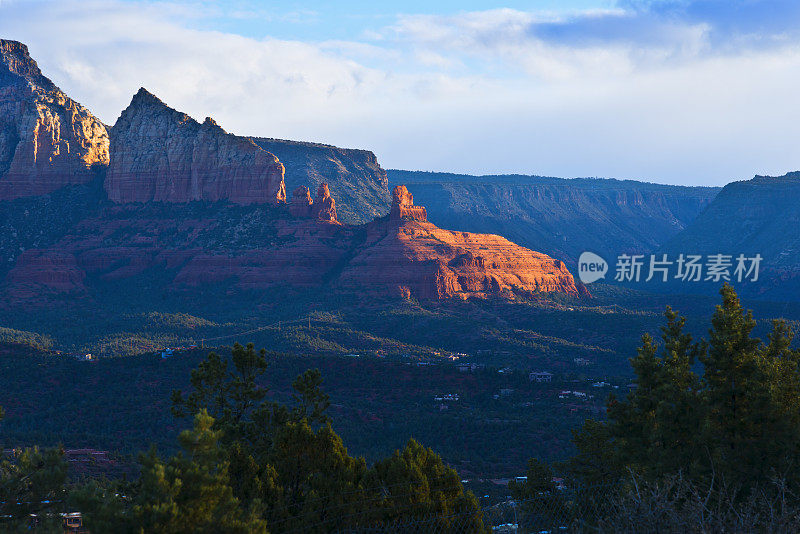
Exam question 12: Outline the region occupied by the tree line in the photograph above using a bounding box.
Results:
[1,344,485,533]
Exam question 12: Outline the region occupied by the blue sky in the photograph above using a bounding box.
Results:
[2,0,800,186]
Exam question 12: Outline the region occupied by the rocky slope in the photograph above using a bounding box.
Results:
[0,40,109,200]
[659,172,800,300]
[388,170,719,267]
[253,137,390,224]
[105,89,285,204]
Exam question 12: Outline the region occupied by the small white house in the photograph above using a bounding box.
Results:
[161,348,174,359]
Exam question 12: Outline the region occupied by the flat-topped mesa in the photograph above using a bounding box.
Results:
[105,88,285,205]
[0,40,109,200]
[390,185,427,222]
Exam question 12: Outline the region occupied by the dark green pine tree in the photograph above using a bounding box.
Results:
[572,306,705,484]
[365,439,486,533]
[699,283,772,485]
[612,307,704,479]
[132,410,267,534]
[0,403,69,531]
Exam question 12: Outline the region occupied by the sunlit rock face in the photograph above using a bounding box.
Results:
[338,185,582,299]
[105,88,286,205]
[0,40,109,199]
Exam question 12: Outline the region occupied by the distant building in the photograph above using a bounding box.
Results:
[62,512,86,533]
[499,388,514,397]
[574,357,591,366]
[530,371,553,383]
[161,348,174,359]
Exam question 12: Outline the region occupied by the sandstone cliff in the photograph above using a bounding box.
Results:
[105,89,286,204]
[338,186,581,299]
[0,40,109,200]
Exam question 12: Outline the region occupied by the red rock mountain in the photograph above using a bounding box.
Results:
[105,88,286,204]
[0,41,580,303]
[339,186,580,299]
[0,40,109,200]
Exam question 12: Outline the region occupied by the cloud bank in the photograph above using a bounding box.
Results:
[2,0,800,185]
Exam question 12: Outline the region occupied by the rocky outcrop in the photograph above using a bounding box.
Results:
[289,183,340,223]
[339,186,581,299]
[252,137,390,223]
[0,40,109,200]
[390,185,427,222]
[290,186,313,217]
[105,89,286,205]
[311,183,338,223]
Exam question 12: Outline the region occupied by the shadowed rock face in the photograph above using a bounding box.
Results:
[0,40,109,200]
[290,185,314,217]
[659,172,800,301]
[105,88,286,205]
[290,183,340,223]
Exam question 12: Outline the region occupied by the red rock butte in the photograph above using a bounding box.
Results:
[3,182,582,302]
[338,186,581,299]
